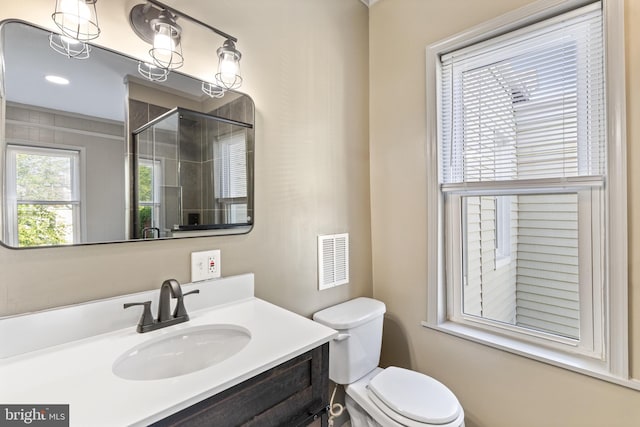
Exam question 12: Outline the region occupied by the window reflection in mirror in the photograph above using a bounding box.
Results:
[5,145,81,247]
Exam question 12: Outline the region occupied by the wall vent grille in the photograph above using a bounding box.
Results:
[318,233,349,290]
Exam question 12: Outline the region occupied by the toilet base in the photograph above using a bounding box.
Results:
[345,393,383,427]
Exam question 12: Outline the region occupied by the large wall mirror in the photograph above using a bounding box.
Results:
[0,20,255,249]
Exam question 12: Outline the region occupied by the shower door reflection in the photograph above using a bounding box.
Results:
[133,107,253,239]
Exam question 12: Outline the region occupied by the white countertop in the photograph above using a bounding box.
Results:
[0,275,337,426]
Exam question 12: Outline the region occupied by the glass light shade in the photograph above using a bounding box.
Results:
[215,40,242,90]
[201,81,225,98]
[149,16,183,70]
[52,0,100,41]
[49,32,91,59]
[138,62,169,82]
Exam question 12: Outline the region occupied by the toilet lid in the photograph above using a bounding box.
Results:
[367,367,461,425]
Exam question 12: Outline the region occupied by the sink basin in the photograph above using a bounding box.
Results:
[113,324,251,381]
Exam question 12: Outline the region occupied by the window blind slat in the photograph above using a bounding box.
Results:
[441,3,601,63]
[439,4,604,187]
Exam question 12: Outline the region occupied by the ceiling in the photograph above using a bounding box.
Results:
[360,0,381,6]
[3,22,209,122]
[3,23,131,121]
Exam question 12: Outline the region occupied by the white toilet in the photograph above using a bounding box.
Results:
[313,297,465,427]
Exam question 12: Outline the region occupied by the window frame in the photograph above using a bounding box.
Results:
[137,157,163,236]
[424,0,631,387]
[4,143,84,247]
[215,131,249,224]
[450,190,601,357]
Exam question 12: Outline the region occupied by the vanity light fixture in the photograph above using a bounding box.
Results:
[138,61,170,82]
[129,0,243,92]
[215,39,242,90]
[52,0,100,42]
[49,32,91,59]
[148,9,183,70]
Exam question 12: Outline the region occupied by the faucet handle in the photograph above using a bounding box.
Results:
[183,289,200,297]
[173,289,200,319]
[124,301,155,333]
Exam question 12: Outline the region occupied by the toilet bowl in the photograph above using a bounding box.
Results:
[313,298,464,427]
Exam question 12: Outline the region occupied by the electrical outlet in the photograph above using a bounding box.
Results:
[207,250,221,277]
[191,250,221,282]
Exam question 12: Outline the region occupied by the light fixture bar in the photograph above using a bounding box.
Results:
[144,0,237,43]
[130,0,244,90]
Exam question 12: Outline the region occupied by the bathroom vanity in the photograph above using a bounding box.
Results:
[0,274,336,426]
[156,344,328,426]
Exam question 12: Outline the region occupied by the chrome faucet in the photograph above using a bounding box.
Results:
[158,279,182,322]
[124,279,200,333]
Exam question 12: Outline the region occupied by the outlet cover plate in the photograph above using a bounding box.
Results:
[191,250,221,282]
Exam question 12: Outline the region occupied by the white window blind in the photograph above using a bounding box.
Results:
[219,132,248,199]
[439,3,604,189]
[215,130,248,224]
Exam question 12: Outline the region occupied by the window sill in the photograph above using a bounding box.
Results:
[421,320,640,391]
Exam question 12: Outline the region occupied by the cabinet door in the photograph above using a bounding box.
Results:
[154,343,329,427]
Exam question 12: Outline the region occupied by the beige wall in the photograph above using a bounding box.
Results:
[369,0,640,426]
[4,0,639,425]
[0,0,371,317]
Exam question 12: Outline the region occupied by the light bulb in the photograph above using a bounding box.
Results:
[153,25,175,52]
[60,0,91,26]
[149,18,183,70]
[218,53,239,85]
[215,39,242,89]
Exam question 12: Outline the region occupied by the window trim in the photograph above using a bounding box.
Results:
[215,131,249,224]
[137,157,163,234]
[450,191,599,357]
[4,143,85,246]
[424,0,631,387]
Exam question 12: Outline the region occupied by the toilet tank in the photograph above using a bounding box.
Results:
[313,297,386,384]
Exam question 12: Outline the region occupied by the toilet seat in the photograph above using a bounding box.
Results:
[367,367,461,426]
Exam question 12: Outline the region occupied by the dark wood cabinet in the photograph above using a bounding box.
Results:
[153,343,329,427]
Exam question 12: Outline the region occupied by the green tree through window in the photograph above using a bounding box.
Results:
[6,145,80,247]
